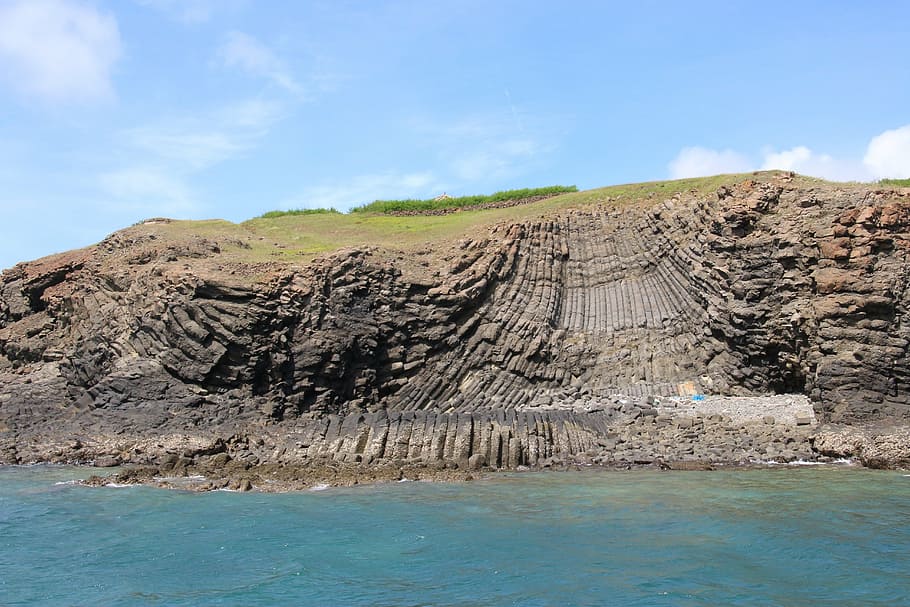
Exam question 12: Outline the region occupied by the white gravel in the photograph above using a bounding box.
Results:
[657,394,817,426]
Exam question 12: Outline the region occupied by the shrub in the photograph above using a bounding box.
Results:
[879,178,910,187]
[350,185,578,214]
[258,208,341,219]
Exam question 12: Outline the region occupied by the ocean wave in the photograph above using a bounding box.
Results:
[309,483,331,491]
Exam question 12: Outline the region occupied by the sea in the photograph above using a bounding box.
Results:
[1,465,908,607]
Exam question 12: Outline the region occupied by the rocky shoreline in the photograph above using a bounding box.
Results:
[4,174,910,492]
[48,394,910,492]
[76,422,908,494]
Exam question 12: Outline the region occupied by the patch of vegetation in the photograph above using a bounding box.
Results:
[879,178,910,187]
[258,208,341,219]
[351,185,578,214]
[147,172,802,272]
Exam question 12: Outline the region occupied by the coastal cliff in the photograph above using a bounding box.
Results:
[2,172,909,485]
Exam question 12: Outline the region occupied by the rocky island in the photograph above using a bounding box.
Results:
[1,172,908,490]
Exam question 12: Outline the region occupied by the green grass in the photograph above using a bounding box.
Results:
[258,207,341,218]
[350,185,578,214]
[232,174,775,261]
[879,178,910,187]
[131,171,801,270]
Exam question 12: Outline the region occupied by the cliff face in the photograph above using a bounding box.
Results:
[1,174,909,467]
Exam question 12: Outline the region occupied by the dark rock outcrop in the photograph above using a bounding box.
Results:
[2,173,910,473]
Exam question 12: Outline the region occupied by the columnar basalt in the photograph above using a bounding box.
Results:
[2,174,909,475]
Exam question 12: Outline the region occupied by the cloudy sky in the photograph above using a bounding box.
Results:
[1,0,909,269]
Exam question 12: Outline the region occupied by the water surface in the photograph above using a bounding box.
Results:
[1,466,908,606]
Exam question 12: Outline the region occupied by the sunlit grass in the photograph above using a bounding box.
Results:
[132,171,801,268]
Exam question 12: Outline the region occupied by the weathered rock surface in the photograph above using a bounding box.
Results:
[2,173,910,477]
[811,424,910,469]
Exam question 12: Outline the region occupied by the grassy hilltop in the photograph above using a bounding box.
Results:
[145,173,770,265]
[118,171,904,270]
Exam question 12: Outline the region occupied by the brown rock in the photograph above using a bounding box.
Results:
[818,238,852,260]
[813,268,865,294]
[92,455,121,468]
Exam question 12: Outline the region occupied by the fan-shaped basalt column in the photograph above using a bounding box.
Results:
[3,175,910,471]
[382,201,732,412]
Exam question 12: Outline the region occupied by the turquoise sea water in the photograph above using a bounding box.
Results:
[1,466,908,606]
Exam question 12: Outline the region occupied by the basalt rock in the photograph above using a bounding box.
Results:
[2,174,910,471]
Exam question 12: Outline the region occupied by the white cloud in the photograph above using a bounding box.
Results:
[452,142,538,181]
[668,147,753,179]
[0,0,121,103]
[121,98,284,170]
[126,130,245,170]
[218,31,303,95]
[102,98,284,214]
[669,125,910,182]
[216,98,285,130]
[98,167,197,215]
[864,125,910,179]
[281,172,441,211]
[761,146,871,182]
[413,114,546,182]
[135,0,227,23]
[761,146,813,171]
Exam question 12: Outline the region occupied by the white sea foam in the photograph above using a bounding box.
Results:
[786,458,855,466]
[310,483,331,491]
[104,482,136,488]
[751,458,855,467]
[53,479,80,486]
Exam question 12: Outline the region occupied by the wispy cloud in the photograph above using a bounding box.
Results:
[135,0,243,24]
[218,31,303,95]
[281,172,442,211]
[0,0,121,103]
[669,125,910,182]
[98,167,196,215]
[100,98,285,215]
[451,141,539,182]
[414,113,546,183]
[125,130,245,171]
[122,97,282,167]
[216,98,285,130]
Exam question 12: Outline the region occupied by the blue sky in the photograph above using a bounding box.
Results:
[1,0,909,270]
